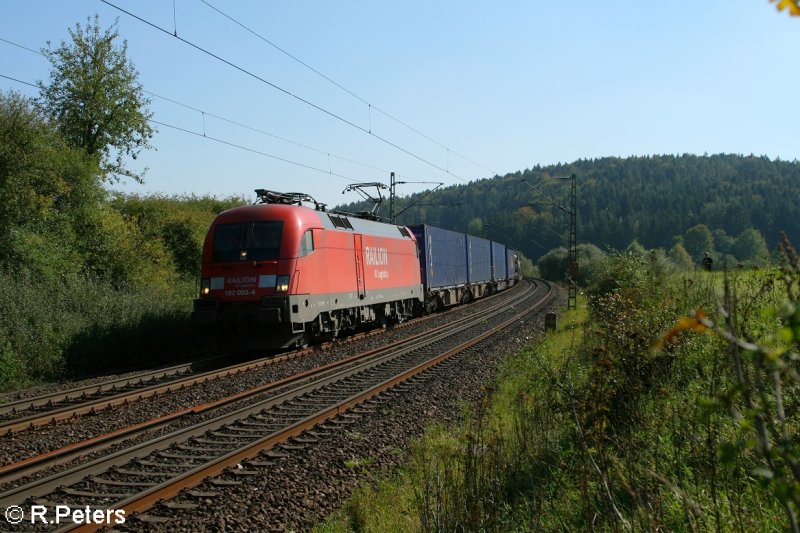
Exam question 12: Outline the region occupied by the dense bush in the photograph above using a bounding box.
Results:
[0,91,246,390]
[111,194,244,279]
[536,243,609,284]
[0,272,199,389]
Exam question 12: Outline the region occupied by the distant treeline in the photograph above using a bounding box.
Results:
[338,154,800,264]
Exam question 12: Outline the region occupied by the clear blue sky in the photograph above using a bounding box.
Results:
[1,1,798,208]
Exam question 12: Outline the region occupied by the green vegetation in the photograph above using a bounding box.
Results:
[338,154,800,265]
[318,240,800,531]
[0,92,242,390]
[37,15,154,183]
[0,17,248,390]
[0,99,241,387]
[0,189,242,390]
[3,19,798,409]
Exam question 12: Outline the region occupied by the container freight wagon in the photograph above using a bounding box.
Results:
[467,235,494,299]
[491,241,508,289]
[408,224,471,310]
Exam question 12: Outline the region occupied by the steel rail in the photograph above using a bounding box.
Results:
[2,283,540,522]
[0,283,529,482]
[0,364,197,417]
[0,282,539,501]
[68,279,551,532]
[0,284,518,436]
[50,279,550,531]
[0,351,298,435]
[5,279,548,531]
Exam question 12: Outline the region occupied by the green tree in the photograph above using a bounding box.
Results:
[575,243,607,285]
[37,15,154,183]
[0,91,98,277]
[467,217,484,236]
[668,243,694,270]
[713,228,735,256]
[339,154,800,263]
[626,239,646,256]
[684,224,714,263]
[537,247,567,282]
[733,228,770,265]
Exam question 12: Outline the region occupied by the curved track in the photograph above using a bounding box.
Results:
[0,279,553,531]
[0,283,519,436]
[0,281,532,484]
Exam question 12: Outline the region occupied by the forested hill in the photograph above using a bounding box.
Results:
[338,154,800,262]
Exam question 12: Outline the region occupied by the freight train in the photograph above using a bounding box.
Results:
[192,189,522,347]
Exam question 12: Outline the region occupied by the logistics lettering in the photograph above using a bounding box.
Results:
[227,276,257,286]
[365,247,389,266]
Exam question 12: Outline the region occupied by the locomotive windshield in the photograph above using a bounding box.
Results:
[212,221,283,262]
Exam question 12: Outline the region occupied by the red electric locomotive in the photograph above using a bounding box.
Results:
[192,190,423,347]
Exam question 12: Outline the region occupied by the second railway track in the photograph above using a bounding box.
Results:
[0,278,520,437]
[0,279,531,483]
[0,278,553,532]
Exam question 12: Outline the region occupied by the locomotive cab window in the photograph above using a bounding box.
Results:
[298,230,314,257]
[212,221,283,262]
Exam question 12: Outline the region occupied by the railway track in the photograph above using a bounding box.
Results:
[0,282,518,437]
[0,364,196,421]
[0,350,304,436]
[0,280,537,484]
[0,279,552,531]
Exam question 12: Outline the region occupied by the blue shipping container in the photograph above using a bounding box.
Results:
[491,241,507,281]
[467,235,492,283]
[409,225,468,290]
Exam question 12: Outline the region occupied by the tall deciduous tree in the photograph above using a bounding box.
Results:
[37,15,154,183]
[668,243,694,271]
[683,224,714,263]
[733,228,770,265]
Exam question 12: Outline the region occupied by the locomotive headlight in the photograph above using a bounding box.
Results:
[201,278,210,296]
[275,275,290,293]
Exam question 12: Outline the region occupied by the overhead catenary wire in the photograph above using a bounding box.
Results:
[0,73,38,88]
[0,37,42,56]
[145,90,392,176]
[99,0,470,183]
[150,119,362,183]
[199,0,497,177]
[167,123,438,189]
[0,37,447,189]
[0,37,403,179]
[0,72,364,184]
